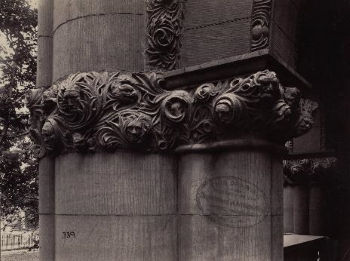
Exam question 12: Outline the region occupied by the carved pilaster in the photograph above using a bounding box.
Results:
[146,0,185,70]
[27,70,316,157]
[251,0,272,51]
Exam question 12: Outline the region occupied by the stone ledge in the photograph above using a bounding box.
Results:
[164,50,311,92]
[284,234,327,248]
[175,138,286,154]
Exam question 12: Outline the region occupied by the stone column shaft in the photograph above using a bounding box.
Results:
[54,153,177,261]
[37,0,53,89]
[38,157,55,261]
[37,0,54,260]
[52,0,146,81]
[178,143,283,261]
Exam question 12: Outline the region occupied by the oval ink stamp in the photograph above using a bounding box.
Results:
[196,176,269,228]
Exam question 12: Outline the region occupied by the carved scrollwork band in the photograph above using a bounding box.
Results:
[27,70,316,156]
[283,157,338,186]
[146,0,184,70]
[251,0,272,51]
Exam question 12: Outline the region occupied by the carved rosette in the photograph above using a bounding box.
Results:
[27,70,316,156]
[283,157,338,186]
[146,0,184,70]
[251,0,272,51]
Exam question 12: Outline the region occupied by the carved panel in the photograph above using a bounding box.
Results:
[251,0,272,51]
[27,70,315,156]
[146,0,185,70]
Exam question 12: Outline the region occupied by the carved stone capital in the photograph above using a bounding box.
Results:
[283,157,338,186]
[27,70,316,156]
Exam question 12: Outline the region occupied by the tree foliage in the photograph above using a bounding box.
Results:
[0,0,38,229]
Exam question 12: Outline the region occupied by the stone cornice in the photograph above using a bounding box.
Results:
[27,70,316,157]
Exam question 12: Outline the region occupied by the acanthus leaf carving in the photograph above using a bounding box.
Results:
[146,0,184,70]
[26,70,316,157]
[293,98,319,136]
[283,157,338,186]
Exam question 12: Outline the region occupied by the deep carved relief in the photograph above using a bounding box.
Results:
[146,0,184,70]
[251,0,272,51]
[283,157,337,186]
[27,70,316,156]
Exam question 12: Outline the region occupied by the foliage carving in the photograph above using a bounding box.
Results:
[27,70,316,156]
[146,0,184,70]
[251,0,272,51]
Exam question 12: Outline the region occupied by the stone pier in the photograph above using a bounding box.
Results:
[30,0,315,260]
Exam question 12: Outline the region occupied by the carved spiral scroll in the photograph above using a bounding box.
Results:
[146,0,185,70]
[27,70,316,156]
[251,0,272,51]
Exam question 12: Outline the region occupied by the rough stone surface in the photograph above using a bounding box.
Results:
[52,0,145,81]
[38,157,55,261]
[37,0,53,88]
[55,153,176,215]
[55,215,177,261]
[51,152,177,261]
[178,150,283,261]
[270,0,301,70]
[181,0,252,67]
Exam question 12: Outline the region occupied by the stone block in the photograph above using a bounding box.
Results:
[52,14,145,81]
[180,0,253,67]
[55,215,177,261]
[55,153,177,215]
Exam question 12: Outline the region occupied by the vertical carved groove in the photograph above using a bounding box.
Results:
[251,0,272,51]
[146,0,185,71]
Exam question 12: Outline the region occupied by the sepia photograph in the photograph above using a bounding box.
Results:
[0,0,349,260]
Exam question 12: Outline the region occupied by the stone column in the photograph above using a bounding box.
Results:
[38,157,55,261]
[283,185,294,233]
[51,0,146,81]
[308,157,336,235]
[309,185,325,235]
[37,0,151,260]
[54,153,177,261]
[28,67,314,260]
[284,160,311,234]
[293,185,310,234]
[30,1,316,260]
[283,157,336,235]
[37,0,54,260]
[178,141,284,261]
[36,0,53,89]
